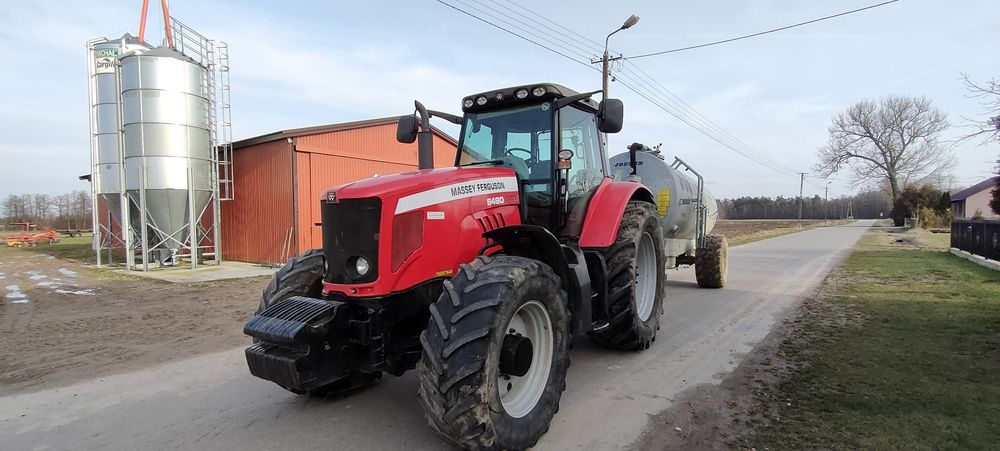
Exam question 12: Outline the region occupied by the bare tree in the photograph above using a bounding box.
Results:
[959,73,1000,144]
[815,95,954,201]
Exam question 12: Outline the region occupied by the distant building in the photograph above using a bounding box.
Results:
[951,176,1000,219]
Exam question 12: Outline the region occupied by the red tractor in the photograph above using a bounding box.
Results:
[244,84,712,449]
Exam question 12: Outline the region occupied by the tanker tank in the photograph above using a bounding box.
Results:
[608,150,717,241]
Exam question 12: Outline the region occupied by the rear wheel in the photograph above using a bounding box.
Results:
[695,234,728,288]
[259,249,381,396]
[417,255,570,450]
[589,201,665,351]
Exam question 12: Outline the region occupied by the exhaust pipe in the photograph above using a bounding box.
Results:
[414,100,433,170]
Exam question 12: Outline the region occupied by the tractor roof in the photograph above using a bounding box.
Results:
[461,83,599,113]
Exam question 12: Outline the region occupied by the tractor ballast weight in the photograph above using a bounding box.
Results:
[244,83,718,449]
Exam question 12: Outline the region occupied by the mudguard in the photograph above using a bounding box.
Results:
[578,178,655,248]
[482,225,593,335]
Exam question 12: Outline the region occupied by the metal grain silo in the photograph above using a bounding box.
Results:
[120,46,213,258]
[87,34,149,265]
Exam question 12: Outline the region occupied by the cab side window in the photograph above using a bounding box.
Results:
[559,107,604,197]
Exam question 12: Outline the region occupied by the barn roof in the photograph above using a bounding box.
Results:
[233,116,457,149]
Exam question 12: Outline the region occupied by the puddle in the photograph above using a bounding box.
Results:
[58,268,78,277]
[0,272,5,280]
[29,274,47,281]
[54,288,95,296]
[5,284,28,301]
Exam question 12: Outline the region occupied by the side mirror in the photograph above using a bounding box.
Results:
[396,115,418,144]
[597,99,624,133]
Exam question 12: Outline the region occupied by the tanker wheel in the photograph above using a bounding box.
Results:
[258,248,381,396]
[695,234,728,288]
[589,200,666,351]
[417,255,571,450]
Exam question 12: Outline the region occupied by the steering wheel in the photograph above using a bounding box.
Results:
[504,147,532,160]
[499,156,530,180]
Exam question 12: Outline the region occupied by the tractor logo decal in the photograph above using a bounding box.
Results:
[395,176,519,214]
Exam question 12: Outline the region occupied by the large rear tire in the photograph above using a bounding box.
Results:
[417,255,571,450]
[695,234,728,288]
[589,201,666,351]
[258,249,381,396]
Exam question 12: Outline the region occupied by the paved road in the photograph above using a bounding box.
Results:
[0,221,873,450]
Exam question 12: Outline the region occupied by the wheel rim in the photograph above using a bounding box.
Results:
[635,232,657,322]
[499,300,553,418]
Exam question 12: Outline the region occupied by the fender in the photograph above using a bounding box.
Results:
[578,178,655,248]
[482,225,592,335]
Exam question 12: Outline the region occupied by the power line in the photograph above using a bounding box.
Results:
[436,0,807,178]
[433,0,591,71]
[495,1,806,176]
[627,0,900,60]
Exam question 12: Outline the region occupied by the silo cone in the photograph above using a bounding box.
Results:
[120,46,213,255]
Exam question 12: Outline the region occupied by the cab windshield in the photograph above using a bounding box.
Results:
[457,103,552,183]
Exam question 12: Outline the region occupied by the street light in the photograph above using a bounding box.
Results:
[602,14,640,99]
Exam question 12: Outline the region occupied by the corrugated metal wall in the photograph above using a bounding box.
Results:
[223,122,456,264]
[295,123,456,251]
[221,140,295,264]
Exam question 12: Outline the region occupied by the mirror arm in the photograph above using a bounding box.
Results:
[555,90,602,109]
[428,109,462,125]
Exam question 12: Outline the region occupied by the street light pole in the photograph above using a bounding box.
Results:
[601,14,639,100]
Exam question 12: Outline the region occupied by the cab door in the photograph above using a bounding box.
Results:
[556,106,606,237]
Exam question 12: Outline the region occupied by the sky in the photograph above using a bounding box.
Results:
[0,0,997,200]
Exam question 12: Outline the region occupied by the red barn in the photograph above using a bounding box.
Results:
[221,117,456,264]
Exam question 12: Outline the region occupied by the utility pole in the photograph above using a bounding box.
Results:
[594,15,640,100]
[824,181,831,223]
[797,172,806,220]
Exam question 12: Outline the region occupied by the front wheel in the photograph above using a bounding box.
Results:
[417,255,570,450]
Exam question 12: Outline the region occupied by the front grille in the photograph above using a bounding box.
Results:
[322,197,381,284]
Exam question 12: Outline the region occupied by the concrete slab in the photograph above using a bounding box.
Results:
[950,248,1000,271]
[111,261,278,283]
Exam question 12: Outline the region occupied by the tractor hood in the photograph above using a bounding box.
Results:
[323,166,519,211]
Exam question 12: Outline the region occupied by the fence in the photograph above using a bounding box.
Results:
[951,219,1000,262]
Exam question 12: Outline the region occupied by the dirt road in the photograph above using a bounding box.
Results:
[0,248,264,395]
[0,221,873,450]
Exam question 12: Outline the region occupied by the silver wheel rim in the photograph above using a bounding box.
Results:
[499,300,553,418]
[635,232,657,322]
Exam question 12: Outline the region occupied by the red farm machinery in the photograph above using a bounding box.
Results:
[5,223,60,247]
[243,83,728,450]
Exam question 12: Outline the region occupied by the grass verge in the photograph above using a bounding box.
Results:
[5,234,97,261]
[736,232,1000,449]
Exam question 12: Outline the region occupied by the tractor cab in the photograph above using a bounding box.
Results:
[456,84,622,236]
[400,83,624,236]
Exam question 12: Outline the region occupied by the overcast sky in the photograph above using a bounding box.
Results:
[1,0,997,199]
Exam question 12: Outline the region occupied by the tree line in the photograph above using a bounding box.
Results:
[718,190,891,220]
[2,191,92,231]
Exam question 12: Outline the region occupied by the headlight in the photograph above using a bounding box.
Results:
[463,98,474,108]
[355,256,370,276]
[515,88,529,99]
[532,86,546,97]
[475,96,488,106]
